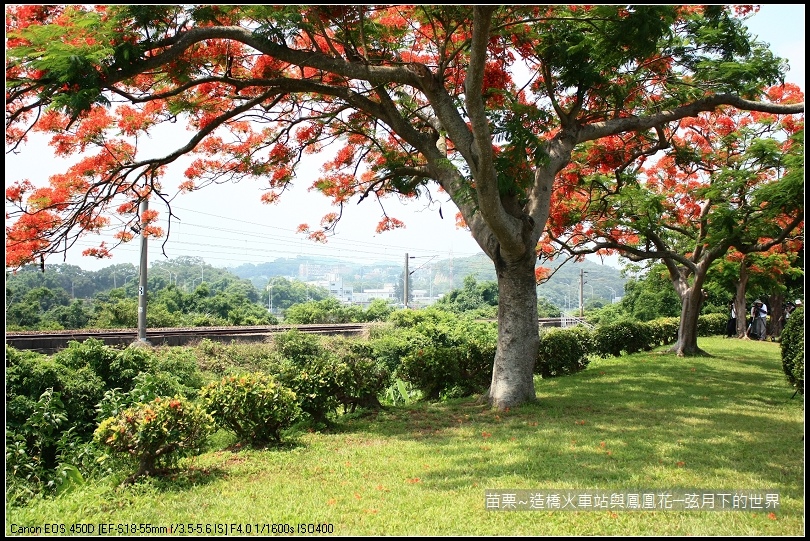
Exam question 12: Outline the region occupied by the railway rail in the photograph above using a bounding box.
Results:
[5,323,370,354]
[6,318,570,354]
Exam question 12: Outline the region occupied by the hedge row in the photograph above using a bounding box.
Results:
[780,307,804,395]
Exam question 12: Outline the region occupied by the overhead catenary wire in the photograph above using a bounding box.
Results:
[66,204,482,270]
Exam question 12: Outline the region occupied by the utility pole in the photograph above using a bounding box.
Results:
[137,199,150,344]
[579,268,585,318]
[404,252,409,309]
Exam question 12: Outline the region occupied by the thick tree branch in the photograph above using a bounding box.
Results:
[577,94,804,144]
[464,6,525,256]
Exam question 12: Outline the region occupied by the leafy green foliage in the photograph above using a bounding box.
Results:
[282,296,391,324]
[321,337,390,412]
[5,389,86,504]
[536,326,594,378]
[94,396,214,480]
[200,373,300,445]
[54,365,105,437]
[647,317,680,347]
[6,346,62,432]
[392,311,496,400]
[780,307,804,395]
[696,313,727,337]
[619,266,683,321]
[271,356,341,426]
[53,338,153,391]
[271,329,323,361]
[435,275,498,316]
[593,320,654,357]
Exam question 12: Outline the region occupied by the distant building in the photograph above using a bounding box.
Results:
[307,272,354,304]
[353,285,397,307]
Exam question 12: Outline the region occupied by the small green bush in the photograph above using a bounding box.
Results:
[593,320,652,357]
[271,329,324,362]
[399,347,461,400]
[53,338,117,378]
[780,307,804,395]
[537,326,594,378]
[94,396,214,480]
[383,312,495,400]
[697,313,727,337]
[200,373,300,445]
[369,325,434,373]
[55,365,105,437]
[272,356,341,425]
[95,370,192,425]
[6,389,90,504]
[151,347,206,395]
[647,317,680,346]
[6,346,62,432]
[322,337,390,412]
[6,345,105,439]
[108,346,155,390]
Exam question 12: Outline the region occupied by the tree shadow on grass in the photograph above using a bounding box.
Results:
[125,463,229,493]
[341,344,803,501]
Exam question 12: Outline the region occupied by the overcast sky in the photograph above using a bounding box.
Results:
[5,5,805,272]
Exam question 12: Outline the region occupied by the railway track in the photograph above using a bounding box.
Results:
[5,323,370,354]
[6,318,569,354]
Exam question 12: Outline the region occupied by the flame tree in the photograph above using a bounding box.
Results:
[544,85,803,355]
[5,5,805,407]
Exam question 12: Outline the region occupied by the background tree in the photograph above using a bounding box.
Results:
[5,6,803,407]
[619,263,684,322]
[544,92,803,355]
[435,275,498,317]
[265,276,330,312]
[708,248,803,338]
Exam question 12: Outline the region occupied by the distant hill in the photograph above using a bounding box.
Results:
[228,252,627,311]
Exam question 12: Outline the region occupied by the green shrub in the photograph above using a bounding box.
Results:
[380,312,496,400]
[94,396,214,480]
[95,370,190,425]
[6,345,104,439]
[200,373,300,445]
[6,346,62,432]
[271,329,324,361]
[780,307,804,395]
[537,326,594,378]
[387,306,454,329]
[369,325,435,373]
[152,347,206,395]
[272,356,341,426]
[53,338,117,377]
[6,389,88,504]
[193,338,232,374]
[399,347,462,400]
[647,317,680,346]
[55,365,105,437]
[108,346,155,390]
[697,313,727,337]
[593,320,653,357]
[364,298,394,322]
[458,327,497,395]
[52,339,153,391]
[322,337,390,412]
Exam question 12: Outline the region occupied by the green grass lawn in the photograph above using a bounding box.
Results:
[6,337,804,536]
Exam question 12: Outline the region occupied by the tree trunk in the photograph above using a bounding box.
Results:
[768,292,785,338]
[671,286,707,356]
[734,260,750,338]
[487,250,539,410]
